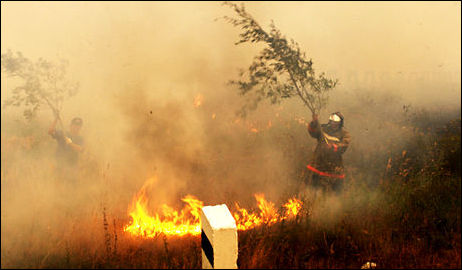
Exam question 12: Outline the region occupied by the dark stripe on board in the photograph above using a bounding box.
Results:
[201,229,214,267]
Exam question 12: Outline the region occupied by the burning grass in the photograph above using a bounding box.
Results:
[1,104,460,268]
[123,179,303,238]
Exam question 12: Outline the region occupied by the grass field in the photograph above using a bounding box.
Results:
[1,106,460,269]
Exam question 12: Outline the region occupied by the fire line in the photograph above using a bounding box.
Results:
[123,192,302,238]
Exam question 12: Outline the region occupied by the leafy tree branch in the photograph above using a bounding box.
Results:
[1,50,79,127]
[222,1,338,116]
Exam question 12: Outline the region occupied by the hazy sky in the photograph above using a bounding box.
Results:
[1,1,461,115]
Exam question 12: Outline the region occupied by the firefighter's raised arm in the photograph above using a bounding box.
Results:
[48,117,58,136]
[48,111,64,139]
[308,113,321,139]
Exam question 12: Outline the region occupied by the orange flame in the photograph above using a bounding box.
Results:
[193,93,203,108]
[284,198,303,217]
[124,187,302,238]
[234,194,302,230]
[123,180,203,237]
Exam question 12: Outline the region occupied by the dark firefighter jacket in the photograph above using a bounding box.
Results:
[307,119,351,178]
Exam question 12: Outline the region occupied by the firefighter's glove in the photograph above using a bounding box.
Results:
[64,136,73,145]
[312,113,319,122]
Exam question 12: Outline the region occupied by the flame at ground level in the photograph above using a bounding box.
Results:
[123,184,302,238]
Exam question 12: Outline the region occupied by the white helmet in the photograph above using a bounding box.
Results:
[329,113,341,122]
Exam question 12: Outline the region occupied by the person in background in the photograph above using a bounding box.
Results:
[48,116,84,184]
[306,112,351,194]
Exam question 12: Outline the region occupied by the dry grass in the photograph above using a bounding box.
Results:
[1,107,460,269]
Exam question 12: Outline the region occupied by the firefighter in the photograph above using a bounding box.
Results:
[48,116,84,184]
[306,112,351,193]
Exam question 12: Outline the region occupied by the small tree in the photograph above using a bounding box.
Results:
[1,50,79,128]
[222,2,338,117]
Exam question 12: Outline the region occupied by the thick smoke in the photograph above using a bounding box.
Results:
[1,2,460,267]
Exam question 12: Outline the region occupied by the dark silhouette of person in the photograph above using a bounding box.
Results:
[48,116,84,184]
[306,112,351,193]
